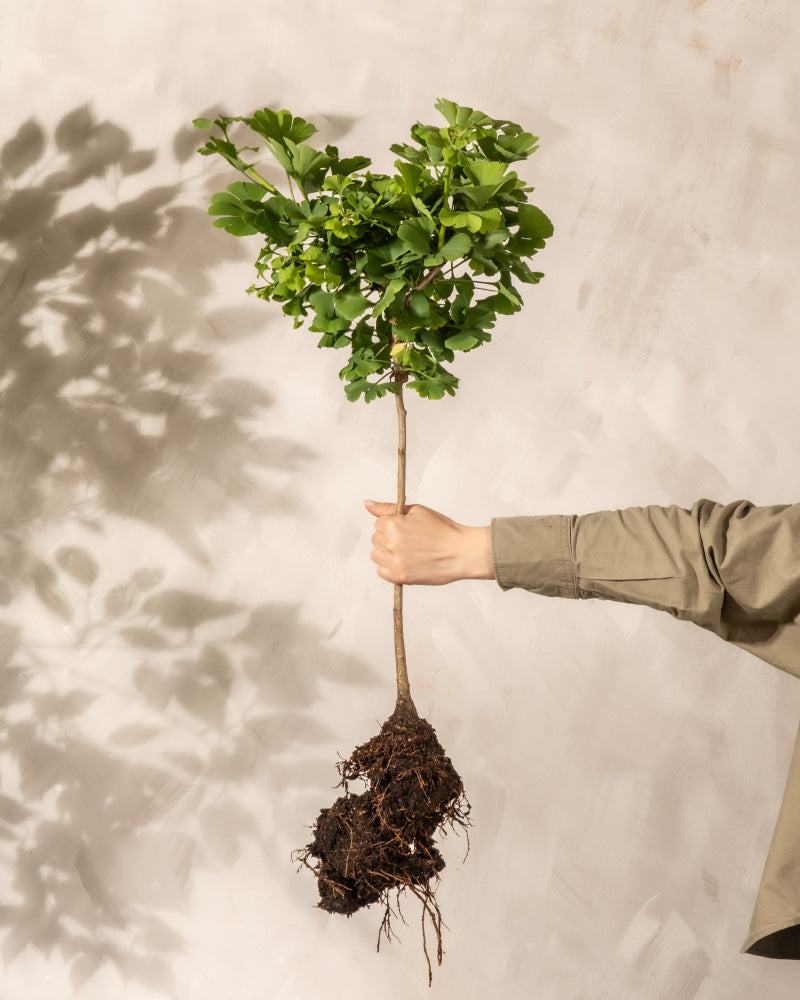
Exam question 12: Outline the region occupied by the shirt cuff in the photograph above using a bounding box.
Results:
[491,515,578,598]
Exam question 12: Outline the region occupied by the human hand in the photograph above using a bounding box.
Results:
[364,500,494,586]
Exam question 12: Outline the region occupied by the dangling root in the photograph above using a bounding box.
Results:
[294,702,470,984]
[406,879,444,987]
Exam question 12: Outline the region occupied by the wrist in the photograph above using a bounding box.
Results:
[458,525,495,580]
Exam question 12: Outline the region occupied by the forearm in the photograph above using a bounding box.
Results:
[454,524,495,582]
[367,497,800,676]
[493,501,800,677]
[370,498,800,615]
[492,504,725,617]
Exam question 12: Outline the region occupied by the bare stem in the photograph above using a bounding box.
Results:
[243,166,280,195]
[404,263,446,306]
[393,374,414,711]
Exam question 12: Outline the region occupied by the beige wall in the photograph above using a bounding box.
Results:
[2,1,800,997]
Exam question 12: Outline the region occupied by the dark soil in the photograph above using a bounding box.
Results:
[295,699,470,983]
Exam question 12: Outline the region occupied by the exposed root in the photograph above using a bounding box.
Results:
[294,703,470,984]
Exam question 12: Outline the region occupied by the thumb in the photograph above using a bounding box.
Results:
[364,499,397,516]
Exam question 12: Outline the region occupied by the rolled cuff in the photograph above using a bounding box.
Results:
[491,515,578,598]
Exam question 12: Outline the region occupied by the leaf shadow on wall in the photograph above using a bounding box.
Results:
[0,107,377,995]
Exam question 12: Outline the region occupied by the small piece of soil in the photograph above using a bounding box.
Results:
[296,699,470,982]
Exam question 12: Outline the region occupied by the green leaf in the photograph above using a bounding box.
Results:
[333,293,369,321]
[476,207,503,233]
[440,207,483,233]
[440,232,471,260]
[509,258,545,284]
[496,131,539,161]
[288,142,330,183]
[327,147,372,176]
[372,277,405,316]
[192,118,214,130]
[310,314,350,334]
[406,347,436,372]
[397,216,435,254]
[249,108,318,145]
[266,141,293,173]
[348,323,372,352]
[226,180,268,203]
[196,135,255,175]
[364,242,406,282]
[396,161,424,193]
[390,142,428,165]
[498,282,522,308]
[305,263,325,284]
[391,325,415,343]
[434,98,460,126]
[208,193,240,215]
[445,331,480,350]
[517,203,554,240]
[463,158,507,187]
[481,226,511,250]
[452,184,499,210]
[483,288,521,315]
[344,379,370,401]
[425,141,444,165]
[407,376,457,400]
[408,291,430,319]
[318,331,352,349]
[309,289,336,318]
[212,219,256,236]
[207,184,266,236]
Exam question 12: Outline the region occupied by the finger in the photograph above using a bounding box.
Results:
[375,563,399,584]
[364,500,396,517]
[371,532,394,552]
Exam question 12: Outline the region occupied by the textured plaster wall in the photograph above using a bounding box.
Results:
[1,1,800,997]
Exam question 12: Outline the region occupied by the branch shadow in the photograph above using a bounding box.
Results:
[0,106,375,995]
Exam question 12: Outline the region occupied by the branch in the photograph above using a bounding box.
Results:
[404,262,446,307]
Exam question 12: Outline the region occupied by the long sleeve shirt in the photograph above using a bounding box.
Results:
[491,499,800,958]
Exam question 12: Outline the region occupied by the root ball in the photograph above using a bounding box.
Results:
[295,701,470,981]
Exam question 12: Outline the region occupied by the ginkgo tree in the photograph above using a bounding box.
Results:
[195,98,552,983]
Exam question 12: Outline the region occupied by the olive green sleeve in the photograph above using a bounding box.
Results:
[491,514,578,599]
[492,500,800,679]
[494,500,800,958]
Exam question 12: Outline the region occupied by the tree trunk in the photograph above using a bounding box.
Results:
[392,377,416,718]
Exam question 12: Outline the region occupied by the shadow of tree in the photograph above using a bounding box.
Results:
[0,106,374,995]
[0,104,307,562]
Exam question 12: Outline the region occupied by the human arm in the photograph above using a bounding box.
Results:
[494,500,800,626]
[367,497,800,677]
[497,500,800,677]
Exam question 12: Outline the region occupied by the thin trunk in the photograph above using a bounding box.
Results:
[393,378,415,715]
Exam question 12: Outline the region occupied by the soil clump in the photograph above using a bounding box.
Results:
[296,699,470,982]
